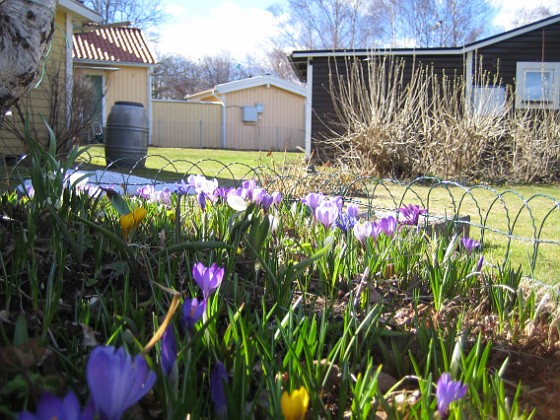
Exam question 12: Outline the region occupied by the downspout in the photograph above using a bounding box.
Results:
[217,90,227,148]
[304,58,313,159]
[465,50,474,116]
[66,13,74,129]
[147,66,153,145]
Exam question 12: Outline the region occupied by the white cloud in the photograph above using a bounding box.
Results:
[157,1,281,62]
[493,0,560,30]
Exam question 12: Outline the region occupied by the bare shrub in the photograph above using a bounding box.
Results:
[2,63,102,155]
[325,55,559,182]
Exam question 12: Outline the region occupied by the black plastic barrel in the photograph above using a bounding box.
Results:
[104,101,148,169]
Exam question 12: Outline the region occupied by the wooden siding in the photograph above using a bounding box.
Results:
[152,100,222,148]
[0,10,68,155]
[79,65,150,122]
[224,85,305,151]
[105,66,149,113]
[473,21,560,87]
[310,55,465,154]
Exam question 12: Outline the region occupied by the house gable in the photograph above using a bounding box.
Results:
[72,26,157,142]
[288,13,560,156]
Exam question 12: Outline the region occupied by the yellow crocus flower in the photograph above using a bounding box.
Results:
[281,386,309,420]
[120,207,147,239]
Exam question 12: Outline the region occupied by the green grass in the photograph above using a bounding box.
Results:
[78,145,306,184]
[341,178,560,284]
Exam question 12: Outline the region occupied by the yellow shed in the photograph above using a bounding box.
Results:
[186,75,307,151]
[72,25,157,144]
[0,0,101,156]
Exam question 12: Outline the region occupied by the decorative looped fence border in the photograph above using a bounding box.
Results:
[4,152,560,290]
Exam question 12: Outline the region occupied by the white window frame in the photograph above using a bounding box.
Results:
[515,62,560,109]
[471,85,506,116]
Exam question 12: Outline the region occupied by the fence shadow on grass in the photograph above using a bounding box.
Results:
[5,153,560,287]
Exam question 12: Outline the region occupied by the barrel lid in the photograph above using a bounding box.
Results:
[114,101,144,108]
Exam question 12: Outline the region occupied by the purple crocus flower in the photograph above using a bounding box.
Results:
[460,237,480,255]
[315,200,339,229]
[476,255,484,272]
[210,361,228,418]
[174,179,193,195]
[136,185,154,200]
[181,297,206,331]
[197,191,207,211]
[336,212,357,233]
[272,191,283,205]
[192,262,225,300]
[186,175,219,209]
[353,221,373,244]
[301,192,325,214]
[370,220,383,241]
[436,373,467,416]
[86,346,156,420]
[241,179,257,191]
[252,188,266,205]
[161,326,177,377]
[26,185,35,198]
[329,196,344,211]
[19,390,90,420]
[347,204,359,219]
[398,204,427,226]
[136,185,172,205]
[379,216,397,237]
[260,194,274,212]
[215,187,233,200]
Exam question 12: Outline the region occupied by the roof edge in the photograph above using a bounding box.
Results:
[58,0,101,23]
[73,58,156,68]
[215,75,306,97]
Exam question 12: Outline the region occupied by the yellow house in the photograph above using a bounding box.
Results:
[0,0,101,156]
[72,25,158,144]
[186,75,307,151]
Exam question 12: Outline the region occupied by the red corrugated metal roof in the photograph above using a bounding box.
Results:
[73,26,157,65]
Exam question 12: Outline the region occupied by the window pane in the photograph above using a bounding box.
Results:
[524,70,553,102]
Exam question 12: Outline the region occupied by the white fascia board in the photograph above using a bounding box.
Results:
[464,15,560,53]
[58,0,102,23]
[215,76,307,97]
[73,59,155,68]
[290,48,462,59]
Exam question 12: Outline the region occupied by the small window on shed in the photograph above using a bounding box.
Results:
[516,62,560,109]
[471,86,506,116]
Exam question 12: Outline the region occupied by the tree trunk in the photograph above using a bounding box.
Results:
[0,0,57,114]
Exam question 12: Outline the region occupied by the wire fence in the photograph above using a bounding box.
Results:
[4,152,560,288]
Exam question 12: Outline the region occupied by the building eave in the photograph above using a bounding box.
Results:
[58,0,101,24]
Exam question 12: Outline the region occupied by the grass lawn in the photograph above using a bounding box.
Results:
[78,145,306,184]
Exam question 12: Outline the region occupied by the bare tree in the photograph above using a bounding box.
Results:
[511,4,560,27]
[82,0,166,33]
[270,0,382,50]
[0,0,56,115]
[152,55,203,99]
[198,54,252,89]
[152,53,271,99]
[370,0,496,48]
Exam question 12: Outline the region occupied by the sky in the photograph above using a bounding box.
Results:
[154,0,560,62]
